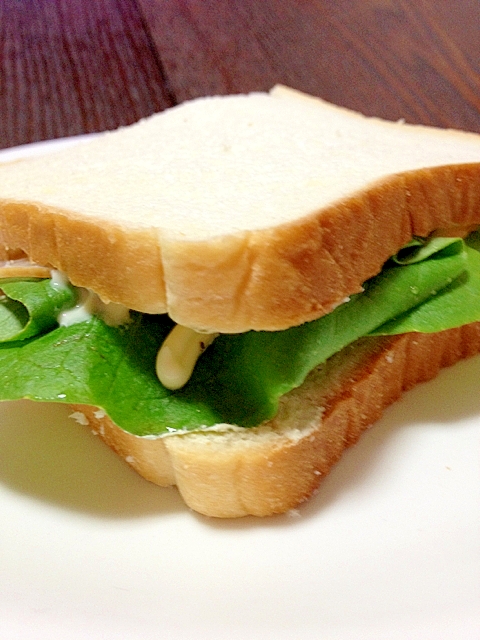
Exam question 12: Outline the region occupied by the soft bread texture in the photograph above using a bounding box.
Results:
[1,87,480,331]
[71,321,480,517]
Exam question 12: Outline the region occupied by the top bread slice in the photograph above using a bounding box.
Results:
[1,86,480,332]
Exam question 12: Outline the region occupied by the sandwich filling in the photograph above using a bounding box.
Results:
[0,231,479,437]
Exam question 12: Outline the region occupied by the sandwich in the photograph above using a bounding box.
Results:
[0,85,479,517]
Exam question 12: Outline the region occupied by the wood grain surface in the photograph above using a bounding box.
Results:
[0,0,172,148]
[0,0,479,149]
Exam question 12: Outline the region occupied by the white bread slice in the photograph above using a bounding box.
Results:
[1,87,480,332]
[71,321,480,517]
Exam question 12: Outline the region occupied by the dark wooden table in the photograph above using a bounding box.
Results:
[1,0,479,150]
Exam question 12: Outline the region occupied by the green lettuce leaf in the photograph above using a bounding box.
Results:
[390,236,463,265]
[371,244,480,334]
[0,237,473,435]
[0,314,221,435]
[189,238,468,426]
[0,279,76,341]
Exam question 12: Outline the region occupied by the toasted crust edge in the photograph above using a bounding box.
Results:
[71,321,480,518]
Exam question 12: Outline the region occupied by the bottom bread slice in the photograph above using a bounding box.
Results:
[71,323,480,517]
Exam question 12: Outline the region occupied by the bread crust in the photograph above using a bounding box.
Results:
[71,321,480,517]
[0,201,167,312]
[1,164,480,331]
[163,164,480,331]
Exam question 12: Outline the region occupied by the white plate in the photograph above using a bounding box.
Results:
[0,138,479,640]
